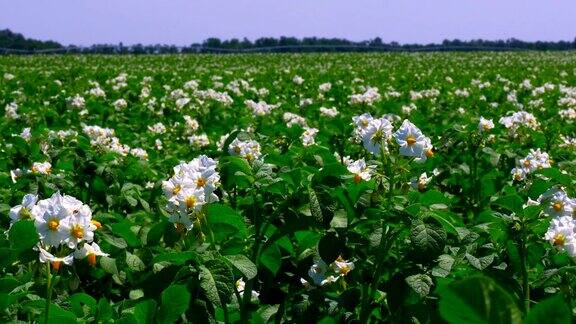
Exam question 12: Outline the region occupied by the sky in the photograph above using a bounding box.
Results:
[1,0,575,46]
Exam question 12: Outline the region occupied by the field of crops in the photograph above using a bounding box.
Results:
[1,52,575,323]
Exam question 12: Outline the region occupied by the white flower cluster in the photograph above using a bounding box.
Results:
[67,94,86,109]
[229,138,262,162]
[113,98,128,110]
[9,192,107,268]
[511,148,551,181]
[183,115,200,133]
[559,108,576,121]
[5,102,19,119]
[349,87,381,105]
[302,256,355,288]
[48,129,79,140]
[148,122,167,134]
[283,112,308,128]
[194,89,234,106]
[498,111,539,135]
[319,106,339,118]
[82,124,148,159]
[189,134,210,148]
[352,113,393,155]
[542,188,576,256]
[245,99,279,116]
[301,127,319,146]
[161,156,220,232]
[318,82,332,93]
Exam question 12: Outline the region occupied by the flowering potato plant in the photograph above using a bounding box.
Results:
[0,52,575,323]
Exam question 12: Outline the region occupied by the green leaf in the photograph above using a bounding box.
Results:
[70,293,97,318]
[493,195,524,215]
[205,204,247,241]
[157,285,190,323]
[9,220,38,251]
[318,232,344,264]
[199,259,234,308]
[126,251,146,272]
[406,274,433,297]
[110,222,140,247]
[97,298,114,322]
[526,295,571,324]
[224,255,258,280]
[133,299,157,324]
[438,276,522,324]
[410,218,447,260]
[432,254,455,277]
[100,256,119,275]
[465,253,495,270]
[153,251,197,265]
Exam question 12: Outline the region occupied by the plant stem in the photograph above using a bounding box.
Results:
[44,262,52,324]
[519,222,530,311]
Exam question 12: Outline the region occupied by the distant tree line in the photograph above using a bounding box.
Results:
[1,29,576,54]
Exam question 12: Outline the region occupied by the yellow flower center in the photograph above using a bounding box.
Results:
[19,208,32,220]
[185,196,196,209]
[87,253,97,266]
[523,160,531,168]
[553,202,563,212]
[91,220,102,229]
[483,124,491,130]
[172,184,182,195]
[425,149,434,158]
[71,224,84,239]
[196,177,206,187]
[234,146,241,154]
[245,153,254,162]
[553,234,566,246]
[353,174,362,184]
[48,219,59,231]
[360,120,369,127]
[51,261,61,271]
[406,135,416,146]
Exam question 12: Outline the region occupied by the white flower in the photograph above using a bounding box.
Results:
[74,242,109,266]
[283,112,307,128]
[9,194,38,224]
[148,122,167,134]
[38,246,74,269]
[301,127,319,147]
[113,98,128,110]
[32,192,92,248]
[130,148,148,160]
[411,172,432,191]
[318,82,332,93]
[5,102,19,119]
[308,259,328,286]
[20,127,32,141]
[478,116,494,133]
[331,256,354,276]
[235,278,260,299]
[319,107,339,118]
[393,120,428,158]
[31,162,52,175]
[362,117,393,154]
[539,188,575,218]
[293,75,304,85]
[189,134,210,148]
[347,159,376,183]
[544,216,576,257]
[228,138,262,162]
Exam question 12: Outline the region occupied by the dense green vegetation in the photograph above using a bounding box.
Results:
[0,52,575,323]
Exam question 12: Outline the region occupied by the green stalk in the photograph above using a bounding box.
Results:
[519,221,530,311]
[44,262,52,324]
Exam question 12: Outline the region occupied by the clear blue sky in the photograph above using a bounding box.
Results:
[1,0,574,46]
